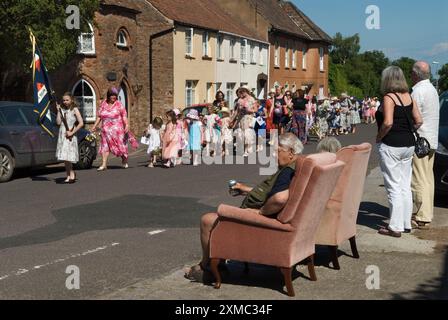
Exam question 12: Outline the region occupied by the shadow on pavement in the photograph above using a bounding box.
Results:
[435,193,448,209]
[0,195,214,251]
[357,201,389,230]
[391,246,448,300]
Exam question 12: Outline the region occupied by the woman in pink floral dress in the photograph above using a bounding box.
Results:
[92,87,132,171]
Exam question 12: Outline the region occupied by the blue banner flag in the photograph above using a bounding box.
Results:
[29,30,55,137]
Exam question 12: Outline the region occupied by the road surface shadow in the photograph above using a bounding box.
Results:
[391,246,448,300]
[357,202,389,230]
[0,195,215,251]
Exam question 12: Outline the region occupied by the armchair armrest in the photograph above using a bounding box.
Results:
[217,204,295,232]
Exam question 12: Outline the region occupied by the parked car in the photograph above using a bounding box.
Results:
[0,102,97,182]
[435,91,448,194]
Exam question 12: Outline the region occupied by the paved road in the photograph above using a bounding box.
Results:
[0,124,445,299]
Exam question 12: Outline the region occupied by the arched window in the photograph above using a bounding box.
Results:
[77,22,95,55]
[117,30,128,48]
[72,79,96,122]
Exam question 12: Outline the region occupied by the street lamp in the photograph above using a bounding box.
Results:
[432,61,440,90]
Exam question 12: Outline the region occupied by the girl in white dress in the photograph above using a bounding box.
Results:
[56,92,84,183]
[145,117,163,167]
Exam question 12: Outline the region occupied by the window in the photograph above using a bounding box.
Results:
[216,82,222,93]
[117,30,127,48]
[77,22,95,55]
[285,43,290,68]
[302,47,307,69]
[250,43,256,63]
[217,35,223,60]
[0,107,28,126]
[185,28,194,56]
[186,80,196,106]
[259,46,264,65]
[230,38,236,60]
[73,79,96,122]
[240,39,248,63]
[202,31,209,57]
[292,48,297,69]
[206,83,213,102]
[319,86,324,98]
[226,83,236,109]
[320,47,325,71]
[274,42,280,67]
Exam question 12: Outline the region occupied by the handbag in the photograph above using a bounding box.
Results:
[400,96,431,158]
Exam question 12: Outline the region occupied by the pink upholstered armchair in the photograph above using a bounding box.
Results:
[208,153,345,297]
[315,143,372,269]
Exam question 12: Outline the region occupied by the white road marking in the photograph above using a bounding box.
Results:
[0,242,120,282]
[148,229,166,236]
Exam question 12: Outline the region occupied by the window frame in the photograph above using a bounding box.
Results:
[116,29,128,48]
[185,80,196,107]
[230,38,236,61]
[202,31,209,57]
[77,22,95,55]
[292,48,297,69]
[72,79,97,123]
[240,39,248,64]
[274,42,280,67]
[302,46,308,70]
[185,28,194,56]
[319,47,325,71]
[217,34,224,60]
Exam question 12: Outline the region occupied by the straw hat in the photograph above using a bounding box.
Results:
[237,85,251,94]
[220,106,230,115]
[340,92,349,99]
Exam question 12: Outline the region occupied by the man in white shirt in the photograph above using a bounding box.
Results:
[411,61,440,229]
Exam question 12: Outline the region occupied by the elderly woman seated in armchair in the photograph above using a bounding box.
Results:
[185,133,304,281]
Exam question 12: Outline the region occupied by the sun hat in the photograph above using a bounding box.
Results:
[220,106,230,115]
[269,88,276,94]
[237,85,251,94]
[173,108,181,116]
[186,109,199,120]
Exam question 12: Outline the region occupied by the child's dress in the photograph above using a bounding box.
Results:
[146,124,161,155]
[221,117,233,146]
[188,121,203,151]
[56,108,79,163]
[204,114,221,144]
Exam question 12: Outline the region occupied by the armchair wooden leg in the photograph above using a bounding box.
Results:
[210,258,222,289]
[307,255,317,281]
[349,236,360,259]
[280,267,295,297]
[328,246,340,270]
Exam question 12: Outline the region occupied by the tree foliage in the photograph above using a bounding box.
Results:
[330,32,361,65]
[0,0,99,97]
[438,63,448,93]
[392,57,416,89]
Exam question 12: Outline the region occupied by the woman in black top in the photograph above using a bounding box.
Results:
[290,89,309,144]
[376,66,423,238]
[272,87,287,133]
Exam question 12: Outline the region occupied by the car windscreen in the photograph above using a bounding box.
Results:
[441,95,448,126]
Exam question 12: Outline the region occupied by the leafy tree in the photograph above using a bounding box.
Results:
[0,0,99,98]
[392,57,416,89]
[330,32,361,65]
[438,63,448,93]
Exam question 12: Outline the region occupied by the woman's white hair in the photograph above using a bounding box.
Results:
[316,137,342,153]
[278,133,304,155]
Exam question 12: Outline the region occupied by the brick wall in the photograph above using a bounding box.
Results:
[269,32,329,96]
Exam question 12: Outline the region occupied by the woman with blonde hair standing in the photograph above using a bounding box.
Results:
[376,66,423,237]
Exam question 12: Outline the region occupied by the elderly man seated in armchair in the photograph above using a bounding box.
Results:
[185,133,304,281]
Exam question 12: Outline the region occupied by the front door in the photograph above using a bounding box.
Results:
[118,85,128,113]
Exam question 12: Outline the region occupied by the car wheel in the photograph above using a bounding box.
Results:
[76,140,95,170]
[0,147,14,183]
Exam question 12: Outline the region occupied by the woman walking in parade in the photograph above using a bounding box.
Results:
[91,87,135,171]
[290,89,309,144]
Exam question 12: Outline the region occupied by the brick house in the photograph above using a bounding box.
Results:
[220,0,332,97]
[51,0,174,135]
